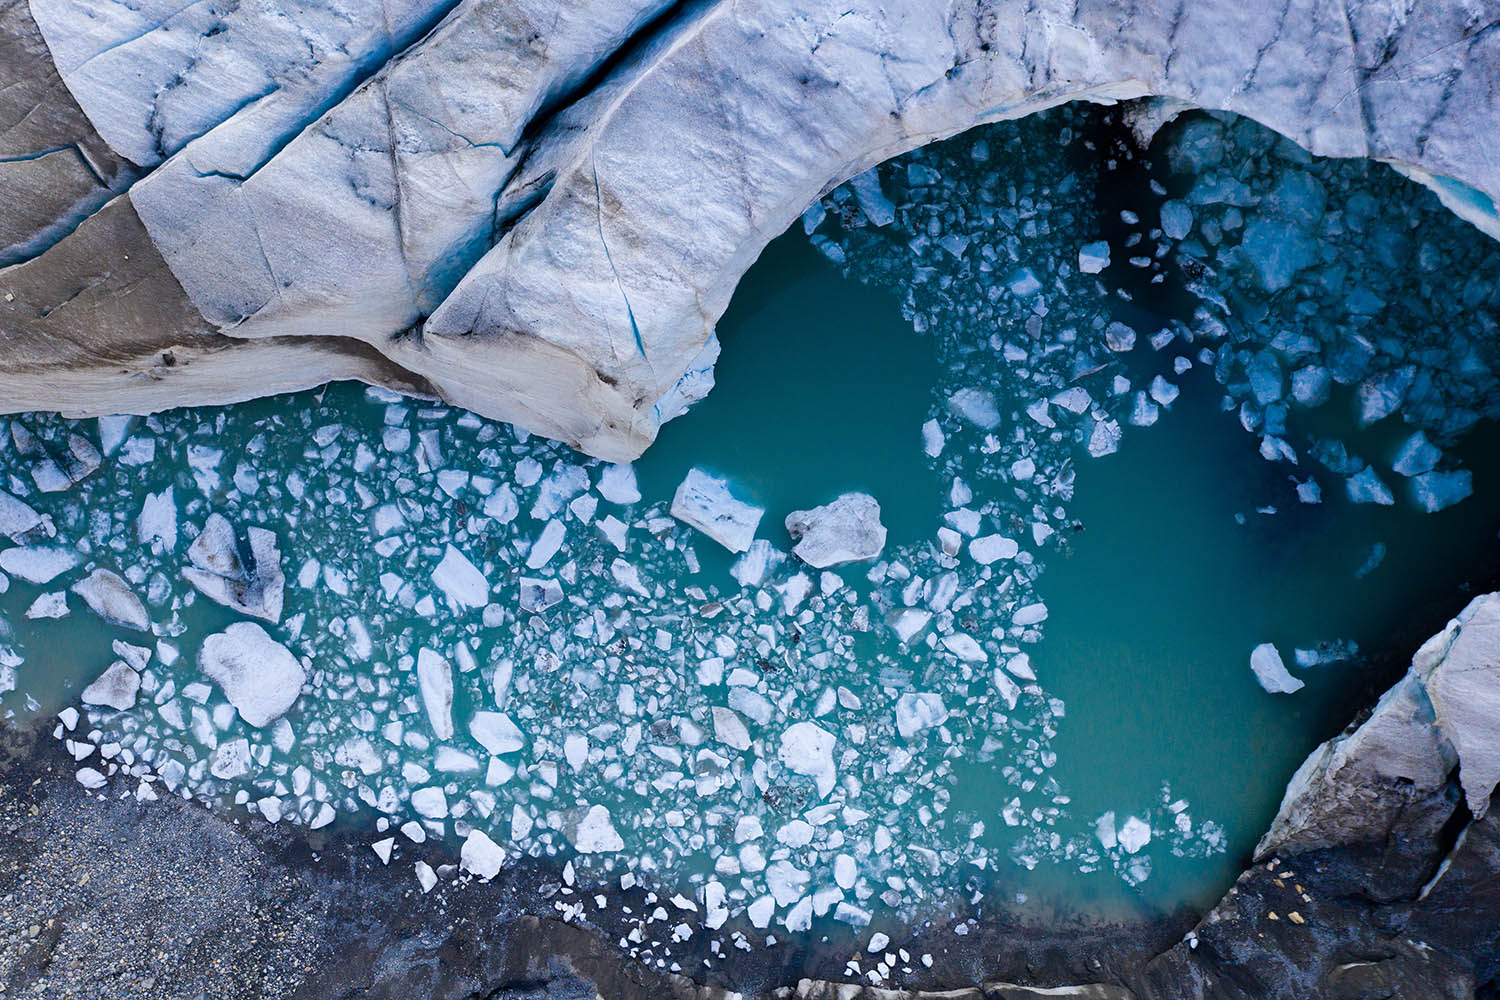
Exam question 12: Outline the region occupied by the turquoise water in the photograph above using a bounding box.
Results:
[1,104,1498,966]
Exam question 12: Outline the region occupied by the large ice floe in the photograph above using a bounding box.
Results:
[0,104,1497,982]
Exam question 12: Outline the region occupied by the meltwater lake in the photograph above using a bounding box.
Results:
[2,104,1497,961]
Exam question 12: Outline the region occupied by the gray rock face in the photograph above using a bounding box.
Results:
[3,0,1498,461]
[1256,593,1500,878]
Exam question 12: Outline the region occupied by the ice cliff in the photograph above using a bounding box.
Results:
[0,0,1497,461]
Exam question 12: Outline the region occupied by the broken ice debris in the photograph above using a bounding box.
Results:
[469,711,525,755]
[199,622,307,727]
[670,468,763,553]
[1412,470,1472,513]
[1078,241,1111,274]
[431,545,490,609]
[416,648,455,741]
[895,692,949,740]
[1345,466,1395,506]
[0,545,79,584]
[81,661,140,711]
[0,489,47,542]
[460,830,506,880]
[1249,643,1303,694]
[784,493,887,568]
[1118,815,1152,854]
[572,805,625,853]
[70,569,149,631]
[778,722,837,798]
[518,577,564,613]
[948,388,1001,430]
[182,514,285,623]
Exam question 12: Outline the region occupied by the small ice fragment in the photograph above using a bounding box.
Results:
[70,569,149,631]
[895,693,949,740]
[1118,816,1152,854]
[778,722,837,798]
[949,389,1002,430]
[1412,470,1472,513]
[1249,643,1303,694]
[573,805,625,853]
[460,830,507,880]
[199,622,306,727]
[81,662,140,711]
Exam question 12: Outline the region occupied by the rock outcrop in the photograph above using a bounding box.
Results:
[1255,593,1500,899]
[3,1,1498,460]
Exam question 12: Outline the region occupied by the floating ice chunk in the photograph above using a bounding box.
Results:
[895,693,949,739]
[834,854,857,890]
[1130,392,1159,427]
[415,862,437,893]
[610,558,650,598]
[1078,241,1111,274]
[0,545,79,584]
[1095,812,1117,850]
[949,389,1002,430]
[1009,457,1036,482]
[1025,399,1054,428]
[940,633,986,663]
[1294,640,1360,667]
[372,838,394,864]
[888,608,931,644]
[597,464,641,505]
[432,545,489,609]
[1393,432,1441,477]
[1290,366,1331,407]
[25,592,67,619]
[1160,200,1193,240]
[518,577,564,614]
[1356,367,1415,427]
[1249,643,1303,694]
[1244,352,1283,406]
[416,649,454,741]
[777,820,814,848]
[411,787,448,819]
[1345,466,1395,506]
[483,485,519,523]
[70,569,149,631]
[731,539,784,588]
[531,465,589,520]
[211,739,252,780]
[335,737,384,776]
[137,487,177,550]
[1118,816,1151,854]
[867,931,892,954]
[1104,322,1135,352]
[199,622,306,727]
[469,711,525,755]
[182,514,284,623]
[1355,542,1387,580]
[1088,417,1122,458]
[747,895,775,929]
[525,520,565,569]
[573,805,625,853]
[1412,470,1472,513]
[1051,387,1092,415]
[1148,376,1179,407]
[25,433,100,492]
[921,419,945,458]
[81,661,140,711]
[460,830,506,881]
[712,707,751,751]
[1007,267,1041,297]
[1295,478,1322,504]
[1013,603,1048,626]
[766,859,811,907]
[670,469,763,553]
[76,767,107,790]
[779,722,837,798]
[785,493,887,568]
[848,168,896,227]
[0,489,46,542]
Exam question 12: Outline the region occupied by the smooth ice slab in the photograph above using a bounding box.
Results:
[199,622,306,727]
[1250,642,1303,694]
[670,468,763,553]
[784,493,887,568]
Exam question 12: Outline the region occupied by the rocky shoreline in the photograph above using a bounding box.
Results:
[3,590,1497,999]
